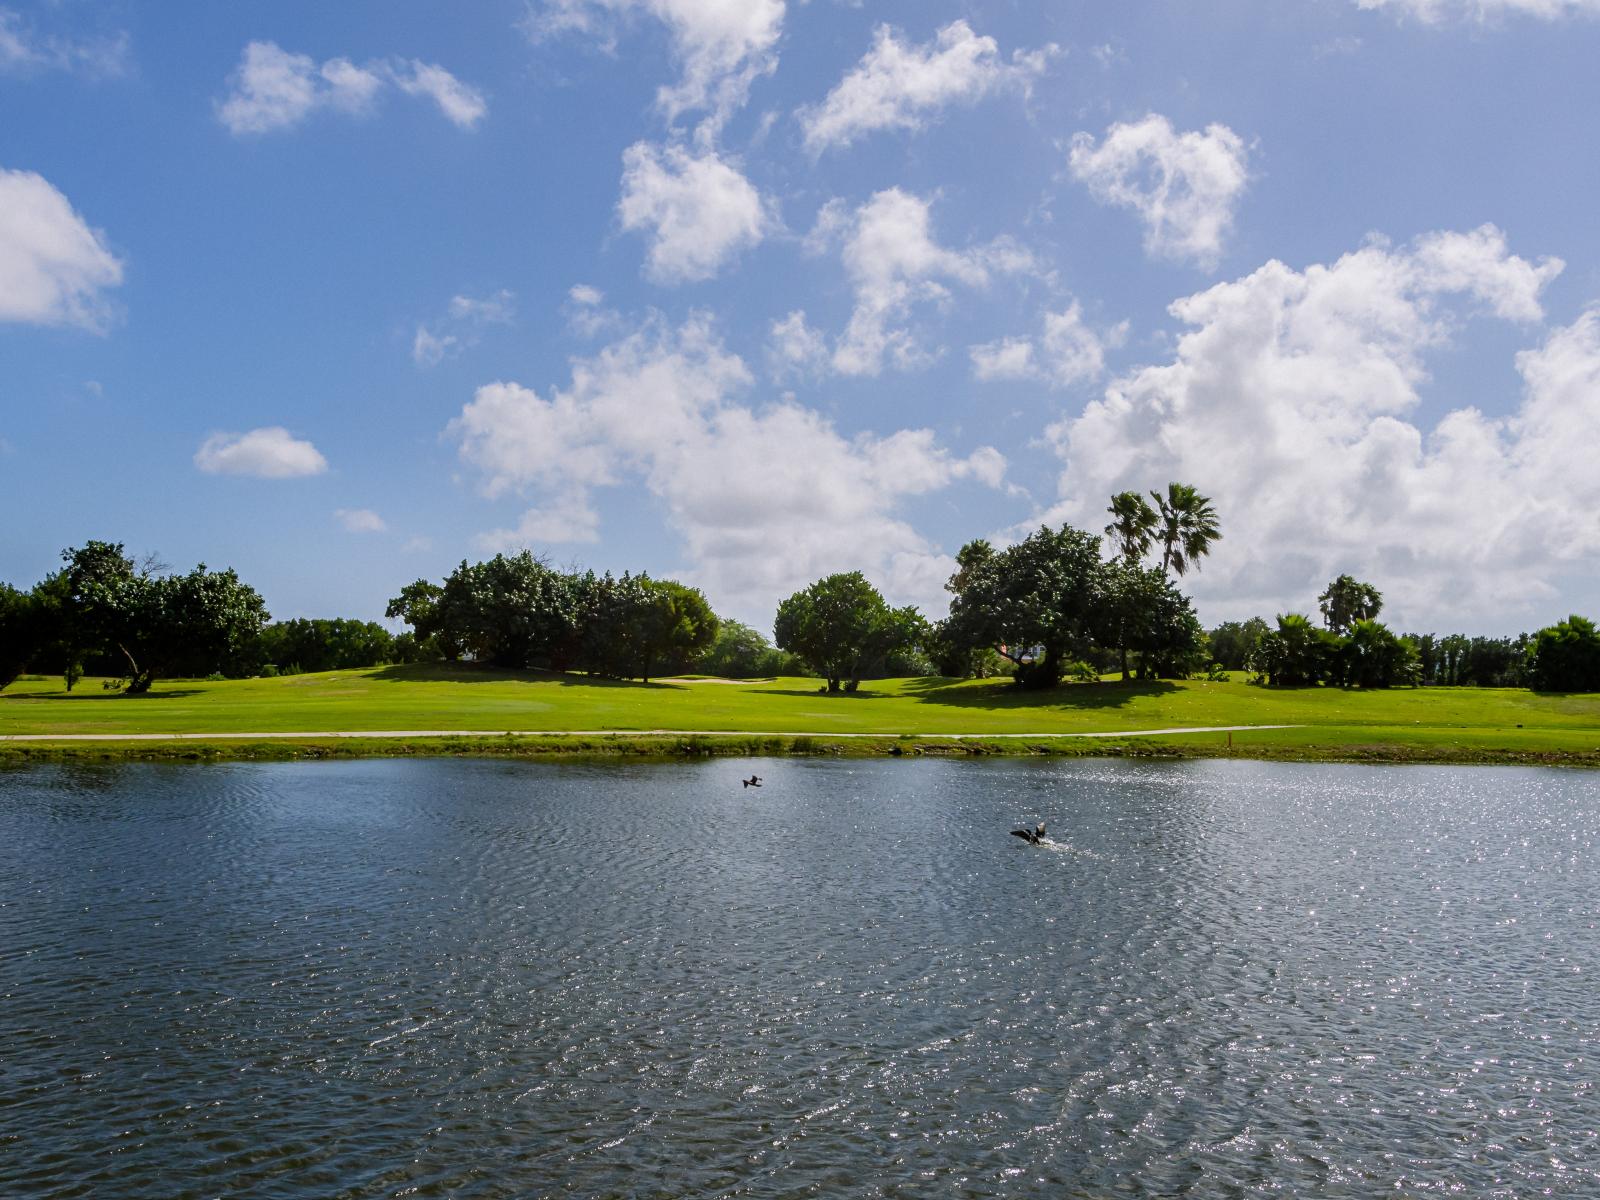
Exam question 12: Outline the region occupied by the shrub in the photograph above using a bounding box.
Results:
[1527,615,1600,692]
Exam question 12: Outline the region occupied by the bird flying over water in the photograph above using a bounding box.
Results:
[743,775,762,788]
[1011,822,1046,845]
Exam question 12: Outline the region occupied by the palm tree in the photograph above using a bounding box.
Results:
[1104,491,1159,564]
[1150,482,1221,576]
[1103,492,1159,683]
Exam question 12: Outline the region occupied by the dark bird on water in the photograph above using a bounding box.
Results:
[1011,822,1047,845]
[743,775,763,788]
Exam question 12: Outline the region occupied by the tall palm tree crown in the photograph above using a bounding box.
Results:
[1104,491,1159,564]
[1151,482,1222,576]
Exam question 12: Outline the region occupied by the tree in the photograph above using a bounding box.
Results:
[1207,617,1270,672]
[1249,613,1339,687]
[924,624,1005,679]
[941,525,1107,689]
[774,572,922,693]
[1104,491,1159,564]
[1335,619,1420,688]
[0,583,42,691]
[632,578,719,682]
[385,579,459,660]
[61,542,270,693]
[1527,615,1600,692]
[1318,574,1383,635]
[574,571,652,679]
[1102,493,1164,680]
[695,619,782,678]
[434,553,582,670]
[1407,631,1530,688]
[60,540,139,685]
[1098,562,1206,680]
[256,619,395,674]
[23,569,89,688]
[1150,482,1222,577]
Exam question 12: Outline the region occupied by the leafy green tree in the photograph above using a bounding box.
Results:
[1467,634,1531,688]
[1101,494,1164,680]
[256,619,395,674]
[62,542,270,693]
[881,642,937,678]
[1527,615,1600,692]
[1335,619,1420,688]
[1408,631,1530,688]
[1207,617,1270,672]
[389,631,439,664]
[941,525,1108,689]
[633,578,719,682]
[385,580,460,660]
[695,619,781,677]
[574,571,651,678]
[924,625,1006,678]
[1249,613,1340,687]
[774,572,921,693]
[0,583,42,691]
[1099,562,1207,680]
[61,541,139,678]
[1104,491,1160,563]
[1151,482,1222,577]
[436,553,583,670]
[24,570,79,687]
[1318,574,1383,635]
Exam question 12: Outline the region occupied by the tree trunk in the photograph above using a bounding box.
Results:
[116,642,154,693]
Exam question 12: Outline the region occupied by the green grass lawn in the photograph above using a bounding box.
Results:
[3,664,1598,764]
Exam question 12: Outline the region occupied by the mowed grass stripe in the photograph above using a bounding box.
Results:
[2,664,1597,762]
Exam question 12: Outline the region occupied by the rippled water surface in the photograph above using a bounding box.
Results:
[2,758,1598,1197]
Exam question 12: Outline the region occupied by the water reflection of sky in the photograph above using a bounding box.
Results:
[2,758,1597,1198]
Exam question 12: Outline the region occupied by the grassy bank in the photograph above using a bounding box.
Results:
[3,664,1598,765]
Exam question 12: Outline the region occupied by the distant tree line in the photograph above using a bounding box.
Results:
[1,542,270,693]
[6,515,1600,697]
[0,542,409,692]
[385,551,729,683]
[772,484,1223,691]
[1204,574,1600,692]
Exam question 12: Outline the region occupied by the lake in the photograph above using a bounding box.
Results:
[1,757,1597,1197]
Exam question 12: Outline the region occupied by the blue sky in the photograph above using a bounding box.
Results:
[4,0,1598,636]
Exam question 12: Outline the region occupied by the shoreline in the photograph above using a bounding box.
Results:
[3,729,1596,768]
[0,722,1298,743]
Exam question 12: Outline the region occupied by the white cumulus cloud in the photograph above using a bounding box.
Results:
[1069,114,1251,269]
[832,188,1037,376]
[413,289,516,367]
[195,427,328,478]
[335,508,387,533]
[971,302,1126,389]
[525,0,784,141]
[618,142,770,284]
[412,326,458,368]
[0,167,123,330]
[767,309,830,380]
[799,19,1057,154]
[447,314,1006,619]
[0,8,129,78]
[1355,0,1600,20]
[391,59,488,128]
[217,41,485,135]
[1040,227,1576,629]
[477,493,603,550]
